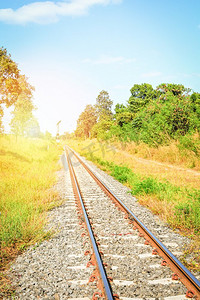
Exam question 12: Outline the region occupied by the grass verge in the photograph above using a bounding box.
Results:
[0,135,62,297]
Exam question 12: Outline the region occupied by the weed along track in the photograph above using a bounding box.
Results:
[65,146,200,300]
[8,147,200,299]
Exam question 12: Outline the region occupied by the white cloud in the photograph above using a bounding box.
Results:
[83,55,136,65]
[0,0,122,24]
[141,71,162,78]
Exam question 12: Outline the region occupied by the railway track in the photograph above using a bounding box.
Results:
[65,146,200,300]
[8,147,200,300]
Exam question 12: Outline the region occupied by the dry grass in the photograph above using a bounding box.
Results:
[115,136,200,170]
[67,138,200,190]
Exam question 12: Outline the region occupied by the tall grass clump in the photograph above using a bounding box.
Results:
[174,190,200,233]
[0,135,62,296]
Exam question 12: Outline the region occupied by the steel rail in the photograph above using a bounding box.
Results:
[67,146,200,299]
[65,149,115,300]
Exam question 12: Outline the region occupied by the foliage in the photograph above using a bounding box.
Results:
[91,119,113,140]
[110,83,199,146]
[74,82,200,151]
[178,134,200,156]
[190,93,200,132]
[25,116,40,137]
[0,47,21,131]
[128,83,156,113]
[75,104,97,138]
[114,103,127,114]
[115,110,133,127]
[95,90,113,121]
[0,47,21,107]
[0,47,37,136]
[110,165,132,183]
[10,75,36,136]
[75,90,113,139]
[156,83,191,97]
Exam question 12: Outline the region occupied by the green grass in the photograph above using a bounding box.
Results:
[0,135,62,296]
[85,152,200,231]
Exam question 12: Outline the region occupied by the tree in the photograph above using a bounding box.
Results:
[24,116,40,137]
[0,47,21,130]
[156,83,191,98]
[95,90,113,121]
[114,103,127,114]
[75,104,97,138]
[91,119,113,139]
[10,75,35,137]
[128,83,156,113]
[114,103,133,127]
[189,92,200,132]
[190,93,200,113]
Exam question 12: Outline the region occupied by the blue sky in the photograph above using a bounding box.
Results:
[1,0,200,135]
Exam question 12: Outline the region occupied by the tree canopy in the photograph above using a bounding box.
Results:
[75,104,97,138]
[10,75,35,136]
[128,83,156,113]
[95,90,113,121]
[0,47,21,107]
[0,47,37,134]
[75,83,200,146]
[112,83,197,145]
[156,83,191,97]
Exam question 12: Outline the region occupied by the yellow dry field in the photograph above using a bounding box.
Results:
[67,139,200,190]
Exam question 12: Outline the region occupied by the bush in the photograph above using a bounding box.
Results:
[110,165,132,183]
[175,191,200,232]
[178,135,200,156]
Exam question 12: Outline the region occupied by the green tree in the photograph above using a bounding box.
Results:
[155,84,191,136]
[190,93,200,113]
[91,119,113,140]
[10,75,35,137]
[95,90,113,121]
[114,103,133,127]
[114,103,127,114]
[129,91,191,145]
[189,92,200,132]
[156,83,191,98]
[0,47,21,130]
[114,83,194,145]
[75,104,97,138]
[128,83,156,113]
